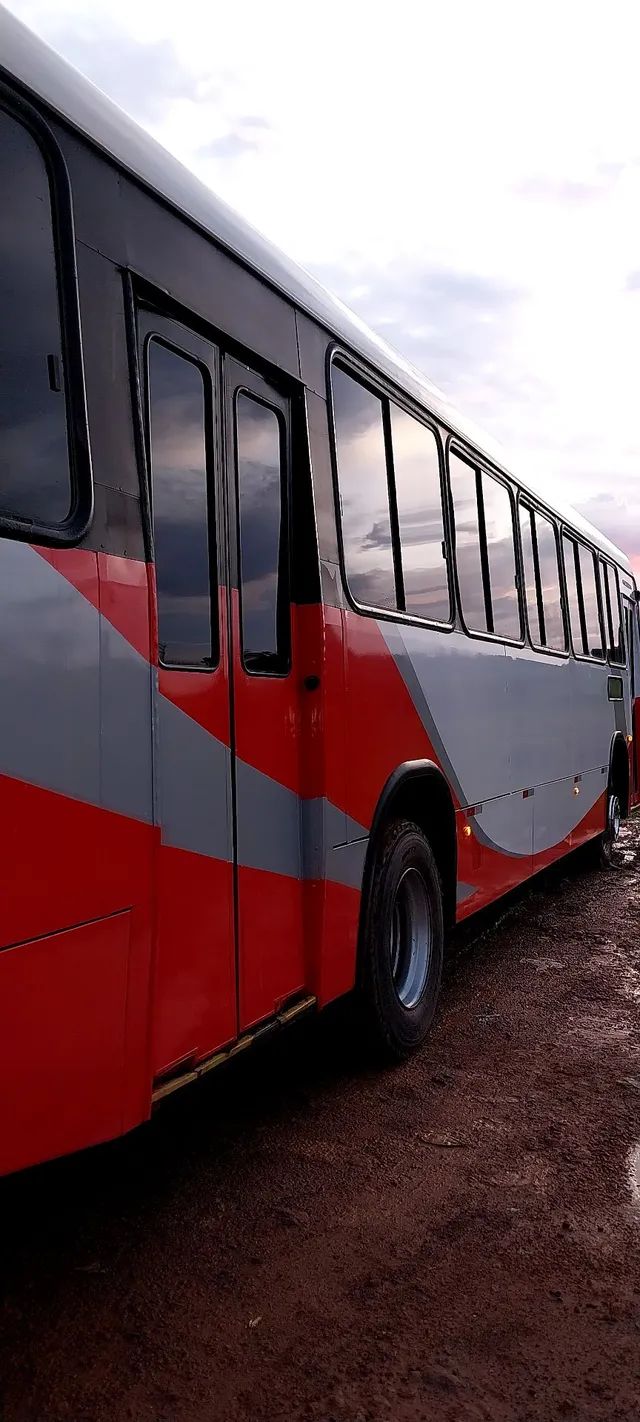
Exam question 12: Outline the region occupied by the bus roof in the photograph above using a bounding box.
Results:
[0,3,632,576]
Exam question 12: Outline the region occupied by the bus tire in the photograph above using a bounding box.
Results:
[591,788,622,869]
[358,818,444,1060]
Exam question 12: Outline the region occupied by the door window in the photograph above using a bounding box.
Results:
[235,392,289,672]
[147,338,216,667]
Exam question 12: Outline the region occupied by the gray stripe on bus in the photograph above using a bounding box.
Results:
[158,695,233,861]
[380,620,607,858]
[99,611,154,824]
[0,541,365,883]
[378,620,521,856]
[234,776,369,883]
[324,836,368,890]
[0,540,103,808]
[378,620,467,808]
[235,759,302,878]
[302,798,368,881]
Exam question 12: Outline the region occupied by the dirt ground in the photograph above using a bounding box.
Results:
[1,824,640,1422]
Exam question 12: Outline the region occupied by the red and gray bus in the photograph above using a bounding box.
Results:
[1,6,638,1176]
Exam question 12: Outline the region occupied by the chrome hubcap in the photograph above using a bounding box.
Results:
[389,866,433,1008]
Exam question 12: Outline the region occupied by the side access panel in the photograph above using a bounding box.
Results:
[0,912,131,1176]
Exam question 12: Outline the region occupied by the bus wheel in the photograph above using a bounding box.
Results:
[358,819,444,1060]
[599,790,622,867]
[586,788,622,869]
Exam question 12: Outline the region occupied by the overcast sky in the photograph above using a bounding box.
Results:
[7,0,640,573]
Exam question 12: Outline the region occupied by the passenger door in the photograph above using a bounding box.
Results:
[139,310,237,1076]
[223,358,307,1030]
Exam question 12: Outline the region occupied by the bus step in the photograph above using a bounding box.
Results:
[151,993,317,1105]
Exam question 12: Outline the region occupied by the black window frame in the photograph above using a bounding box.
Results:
[626,602,636,698]
[516,494,568,658]
[561,531,606,662]
[233,386,291,678]
[599,558,626,667]
[447,440,524,646]
[0,82,92,546]
[144,331,219,672]
[386,397,453,626]
[578,538,606,661]
[327,347,454,634]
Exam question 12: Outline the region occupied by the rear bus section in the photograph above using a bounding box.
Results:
[0,4,637,1175]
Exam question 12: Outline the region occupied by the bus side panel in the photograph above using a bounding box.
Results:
[0,912,131,1177]
[309,875,363,1007]
[153,849,236,1073]
[338,610,621,920]
[570,771,607,850]
[0,540,156,1172]
[340,614,537,908]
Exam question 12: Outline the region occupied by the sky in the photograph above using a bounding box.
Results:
[6,0,640,574]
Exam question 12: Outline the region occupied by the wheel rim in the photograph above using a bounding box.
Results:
[607,793,621,844]
[389,866,433,1009]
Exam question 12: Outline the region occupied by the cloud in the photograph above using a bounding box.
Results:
[42,16,218,123]
[314,257,532,426]
[197,116,271,161]
[513,160,637,204]
[361,519,393,551]
[321,251,640,571]
[575,489,640,568]
[6,0,640,579]
[514,176,606,204]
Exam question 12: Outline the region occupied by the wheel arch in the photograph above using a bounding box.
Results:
[362,760,457,935]
[609,731,630,817]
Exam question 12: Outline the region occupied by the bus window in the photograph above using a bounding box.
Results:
[390,405,450,623]
[603,562,625,664]
[520,505,565,652]
[563,536,585,655]
[332,365,397,611]
[148,339,216,668]
[236,393,288,670]
[578,543,604,657]
[449,452,488,633]
[519,504,543,645]
[0,106,71,525]
[481,473,521,640]
[535,511,565,651]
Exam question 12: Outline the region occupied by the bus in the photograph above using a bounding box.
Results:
[1,5,638,1177]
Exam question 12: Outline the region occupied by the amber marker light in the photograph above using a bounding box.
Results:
[462,823,472,838]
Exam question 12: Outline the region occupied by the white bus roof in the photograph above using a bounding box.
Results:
[0,3,632,576]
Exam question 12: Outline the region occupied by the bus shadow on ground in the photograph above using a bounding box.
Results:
[0,839,616,1264]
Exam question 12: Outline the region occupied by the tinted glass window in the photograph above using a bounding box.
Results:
[332,366,396,610]
[0,107,71,525]
[148,340,215,667]
[236,394,287,668]
[626,605,635,694]
[535,512,565,650]
[563,536,583,654]
[578,543,604,656]
[482,473,520,638]
[519,505,543,645]
[449,453,488,632]
[601,562,624,663]
[390,405,450,621]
